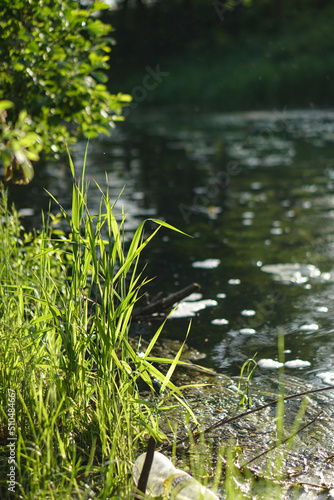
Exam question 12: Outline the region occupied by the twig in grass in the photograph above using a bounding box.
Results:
[291,482,328,490]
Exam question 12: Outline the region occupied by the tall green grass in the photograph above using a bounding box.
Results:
[0,152,197,499]
[0,155,319,499]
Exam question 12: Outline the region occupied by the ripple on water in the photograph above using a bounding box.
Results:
[260,263,322,284]
[316,372,334,386]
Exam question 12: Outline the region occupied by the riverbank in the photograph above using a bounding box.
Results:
[1,151,334,498]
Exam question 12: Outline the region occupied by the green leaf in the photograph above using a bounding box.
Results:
[151,218,190,237]
[19,132,42,148]
[91,71,108,83]
[86,20,110,37]
[92,1,110,11]
[117,93,132,103]
[17,110,28,126]
[13,62,25,71]
[159,322,191,394]
[0,100,14,112]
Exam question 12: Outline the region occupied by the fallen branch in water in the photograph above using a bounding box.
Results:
[160,385,334,453]
[242,410,323,467]
[132,283,201,320]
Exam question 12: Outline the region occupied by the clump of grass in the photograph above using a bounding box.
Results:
[0,151,197,499]
[237,354,257,408]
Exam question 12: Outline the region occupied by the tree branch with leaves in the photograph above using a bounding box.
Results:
[0,0,131,184]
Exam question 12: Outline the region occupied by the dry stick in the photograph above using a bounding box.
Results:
[160,385,334,453]
[200,384,334,434]
[132,283,201,320]
[292,482,329,490]
[242,410,323,467]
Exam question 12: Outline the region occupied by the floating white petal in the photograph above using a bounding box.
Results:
[241,309,256,317]
[239,328,256,335]
[228,278,241,285]
[186,293,203,301]
[284,360,311,369]
[257,359,284,369]
[316,306,328,312]
[169,299,218,319]
[192,259,220,269]
[300,323,319,331]
[211,318,229,325]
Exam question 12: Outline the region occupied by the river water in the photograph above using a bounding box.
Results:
[10,108,334,389]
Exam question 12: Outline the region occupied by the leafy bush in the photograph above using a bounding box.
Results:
[0,0,131,182]
[0,100,42,184]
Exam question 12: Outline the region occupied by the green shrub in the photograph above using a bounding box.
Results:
[0,1,131,182]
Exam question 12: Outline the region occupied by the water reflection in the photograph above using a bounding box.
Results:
[9,108,334,386]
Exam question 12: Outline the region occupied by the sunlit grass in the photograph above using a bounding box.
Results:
[0,151,198,499]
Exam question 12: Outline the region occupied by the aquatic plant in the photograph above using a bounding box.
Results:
[237,354,257,408]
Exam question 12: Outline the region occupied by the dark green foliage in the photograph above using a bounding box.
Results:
[107,0,334,111]
[0,0,130,166]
